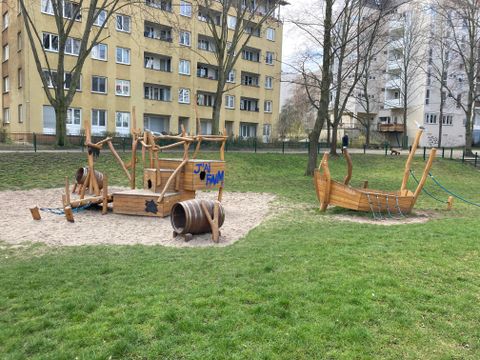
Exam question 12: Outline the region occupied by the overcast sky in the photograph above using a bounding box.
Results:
[281,0,313,73]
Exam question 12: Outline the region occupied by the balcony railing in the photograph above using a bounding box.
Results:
[378,123,404,132]
[384,98,402,109]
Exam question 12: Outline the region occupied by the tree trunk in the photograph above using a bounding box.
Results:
[330,125,338,155]
[212,96,222,135]
[305,0,332,176]
[465,101,474,156]
[438,91,444,148]
[55,105,68,147]
[326,121,331,147]
[402,102,408,149]
[365,119,371,147]
[306,108,326,176]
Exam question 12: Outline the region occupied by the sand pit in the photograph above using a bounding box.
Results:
[0,188,275,247]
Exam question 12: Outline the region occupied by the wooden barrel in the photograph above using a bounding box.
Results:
[75,167,104,189]
[171,199,225,235]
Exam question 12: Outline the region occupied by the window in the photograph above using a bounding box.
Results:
[144,115,169,133]
[198,38,215,52]
[92,43,107,61]
[17,68,22,88]
[92,109,107,131]
[3,108,10,124]
[115,79,130,96]
[41,0,53,14]
[2,45,9,61]
[425,89,430,105]
[242,48,260,62]
[178,88,190,104]
[115,111,130,134]
[200,119,212,135]
[180,1,191,17]
[227,15,236,29]
[265,51,274,65]
[225,95,235,109]
[63,1,81,20]
[146,0,172,11]
[263,124,271,137]
[442,115,453,125]
[66,108,81,126]
[65,37,81,56]
[242,73,259,86]
[265,76,273,89]
[42,33,59,52]
[64,72,81,90]
[144,84,170,101]
[227,70,235,83]
[3,76,9,92]
[116,47,130,64]
[17,32,22,51]
[179,59,191,75]
[179,30,191,46]
[2,12,9,30]
[116,14,131,32]
[240,123,257,139]
[266,27,275,41]
[43,105,55,133]
[18,104,23,123]
[93,9,107,27]
[264,100,272,113]
[197,93,215,107]
[425,113,437,124]
[240,97,259,111]
[92,75,107,93]
[178,117,189,133]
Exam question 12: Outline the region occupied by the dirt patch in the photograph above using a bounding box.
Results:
[0,188,275,247]
[331,210,434,226]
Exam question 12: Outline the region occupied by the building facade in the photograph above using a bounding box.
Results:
[1,0,283,140]
[333,0,469,148]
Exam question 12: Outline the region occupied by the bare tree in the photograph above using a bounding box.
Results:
[166,0,283,135]
[19,0,136,146]
[434,0,480,154]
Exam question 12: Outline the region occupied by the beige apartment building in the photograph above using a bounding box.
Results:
[1,0,283,140]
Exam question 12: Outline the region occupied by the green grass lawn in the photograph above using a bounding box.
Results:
[1,152,479,359]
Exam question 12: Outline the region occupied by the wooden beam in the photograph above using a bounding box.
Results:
[401,129,423,192]
[447,196,454,211]
[64,206,75,223]
[200,200,220,243]
[64,176,71,206]
[107,141,131,181]
[319,152,331,211]
[102,175,109,215]
[157,159,188,203]
[30,206,41,220]
[412,148,437,205]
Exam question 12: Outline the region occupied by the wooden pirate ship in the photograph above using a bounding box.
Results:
[313,130,436,215]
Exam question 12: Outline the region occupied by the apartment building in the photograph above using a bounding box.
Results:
[336,0,468,147]
[1,0,283,140]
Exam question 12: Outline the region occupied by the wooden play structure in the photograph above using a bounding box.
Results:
[30,107,227,242]
[314,129,437,215]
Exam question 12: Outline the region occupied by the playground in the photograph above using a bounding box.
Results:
[1,149,480,358]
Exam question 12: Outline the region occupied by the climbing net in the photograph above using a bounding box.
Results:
[40,203,93,215]
[365,192,405,220]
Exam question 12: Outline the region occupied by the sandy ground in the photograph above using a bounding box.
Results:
[0,188,275,247]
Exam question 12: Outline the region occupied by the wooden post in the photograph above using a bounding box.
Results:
[64,176,71,206]
[318,152,331,211]
[107,140,131,181]
[157,159,188,203]
[220,128,227,161]
[30,206,41,220]
[131,138,138,189]
[193,136,202,159]
[343,149,353,185]
[102,175,109,215]
[401,129,423,192]
[412,148,437,205]
[200,200,220,243]
[363,180,369,189]
[64,206,75,223]
[447,196,454,211]
[217,186,224,202]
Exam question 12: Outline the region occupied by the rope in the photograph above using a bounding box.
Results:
[366,193,378,220]
[385,194,393,218]
[428,173,480,208]
[409,170,447,204]
[394,195,405,217]
[40,203,93,215]
[375,194,385,219]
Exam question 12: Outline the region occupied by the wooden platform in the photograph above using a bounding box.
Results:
[158,159,226,191]
[113,189,195,217]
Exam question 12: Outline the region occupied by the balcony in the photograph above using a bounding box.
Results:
[145,0,172,11]
[378,123,404,132]
[144,22,173,42]
[384,98,402,109]
[197,63,218,80]
[387,60,402,72]
[385,77,401,89]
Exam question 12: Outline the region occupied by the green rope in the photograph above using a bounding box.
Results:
[409,170,447,204]
[428,173,480,208]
